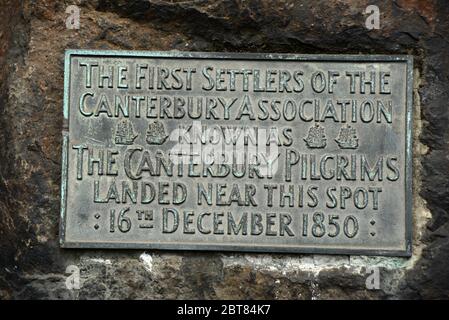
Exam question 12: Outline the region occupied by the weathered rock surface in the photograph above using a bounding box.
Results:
[0,0,448,299]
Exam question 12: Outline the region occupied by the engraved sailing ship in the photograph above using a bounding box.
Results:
[304,123,327,148]
[114,119,138,145]
[335,124,359,149]
[146,121,169,145]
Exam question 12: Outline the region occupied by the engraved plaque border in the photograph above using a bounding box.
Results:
[60,50,413,256]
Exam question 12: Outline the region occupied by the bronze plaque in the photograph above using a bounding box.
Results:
[60,50,413,256]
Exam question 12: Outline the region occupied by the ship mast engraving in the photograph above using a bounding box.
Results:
[114,119,138,145]
[146,121,169,145]
[304,123,327,149]
[335,124,359,149]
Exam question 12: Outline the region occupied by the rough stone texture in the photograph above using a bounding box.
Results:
[0,0,448,299]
